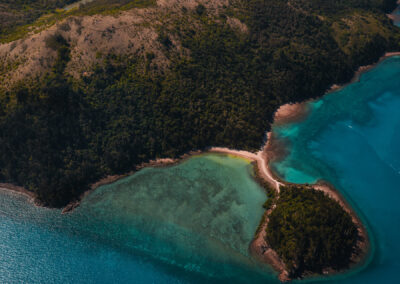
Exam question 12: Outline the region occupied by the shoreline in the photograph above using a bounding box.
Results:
[0,183,35,201]
[62,153,200,213]
[272,51,400,129]
[245,144,371,282]
[245,48,400,278]
[312,181,370,268]
[9,51,399,215]
[273,103,311,126]
[0,141,371,282]
[251,51,392,279]
[2,41,399,213]
[0,40,398,283]
[209,141,283,193]
[328,51,400,93]
[208,132,369,281]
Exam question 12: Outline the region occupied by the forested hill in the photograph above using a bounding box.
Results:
[0,0,78,40]
[0,0,399,207]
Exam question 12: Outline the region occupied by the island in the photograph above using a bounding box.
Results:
[0,0,399,282]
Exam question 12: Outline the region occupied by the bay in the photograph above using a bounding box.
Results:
[271,56,400,283]
[0,154,276,283]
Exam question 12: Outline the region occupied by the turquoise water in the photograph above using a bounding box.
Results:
[0,154,277,283]
[2,58,400,283]
[272,56,400,283]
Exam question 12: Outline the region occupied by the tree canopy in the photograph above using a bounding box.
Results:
[0,0,399,206]
[266,186,359,277]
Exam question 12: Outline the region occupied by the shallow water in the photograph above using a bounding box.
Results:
[271,56,400,283]
[2,60,400,284]
[0,154,277,283]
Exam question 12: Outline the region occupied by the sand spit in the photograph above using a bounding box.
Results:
[0,122,371,283]
[209,142,284,193]
[1,20,397,280]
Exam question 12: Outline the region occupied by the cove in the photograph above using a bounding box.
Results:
[2,59,400,284]
[0,154,278,283]
[271,56,400,283]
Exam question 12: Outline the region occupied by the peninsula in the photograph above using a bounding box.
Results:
[209,107,369,281]
[0,0,399,282]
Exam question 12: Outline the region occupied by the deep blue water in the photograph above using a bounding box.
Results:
[272,56,400,283]
[0,155,276,283]
[2,57,400,283]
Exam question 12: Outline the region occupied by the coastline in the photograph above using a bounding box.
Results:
[328,51,400,93]
[0,42,398,284]
[250,51,400,279]
[6,50,398,214]
[0,155,187,213]
[245,134,370,282]
[274,52,400,128]
[2,44,399,214]
[244,50,400,279]
[0,183,35,200]
[0,140,372,282]
[273,103,311,126]
[312,181,370,268]
[209,142,283,193]
[213,49,400,281]
[63,144,284,214]
[209,135,369,281]
[62,153,199,213]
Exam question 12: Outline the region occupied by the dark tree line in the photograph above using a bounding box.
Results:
[0,0,399,206]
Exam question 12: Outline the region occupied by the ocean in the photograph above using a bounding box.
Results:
[271,56,400,283]
[0,154,276,283]
[1,56,400,283]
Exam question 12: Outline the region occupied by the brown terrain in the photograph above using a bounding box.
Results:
[0,0,239,89]
[0,0,397,281]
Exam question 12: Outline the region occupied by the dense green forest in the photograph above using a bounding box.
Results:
[0,0,399,206]
[266,186,359,277]
[291,0,397,14]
